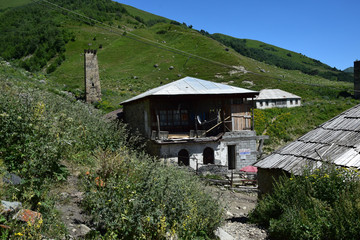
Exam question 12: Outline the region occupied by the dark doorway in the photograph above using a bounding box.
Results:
[178,149,189,166]
[203,147,214,164]
[228,145,236,170]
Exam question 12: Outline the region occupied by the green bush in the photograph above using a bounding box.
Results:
[82,150,223,239]
[250,165,360,240]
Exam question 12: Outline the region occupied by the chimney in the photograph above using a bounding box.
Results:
[84,49,101,103]
[354,60,360,99]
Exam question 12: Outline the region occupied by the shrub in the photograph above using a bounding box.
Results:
[250,165,360,240]
[82,150,223,239]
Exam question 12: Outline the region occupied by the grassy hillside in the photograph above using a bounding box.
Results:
[0,60,222,239]
[0,0,357,152]
[0,0,31,10]
[211,33,353,82]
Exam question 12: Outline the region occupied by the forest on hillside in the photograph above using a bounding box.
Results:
[211,33,353,82]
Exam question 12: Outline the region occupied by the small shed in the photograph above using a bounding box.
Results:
[255,89,301,109]
[255,104,360,195]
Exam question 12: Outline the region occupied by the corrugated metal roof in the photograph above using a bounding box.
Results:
[255,104,360,174]
[121,77,258,104]
[256,89,301,100]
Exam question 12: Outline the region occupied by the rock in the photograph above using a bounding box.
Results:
[154,64,159,68]
[215,227,235,240]
[39,80,46,84]
[60,192,69,200]
[78,224,91,236]
[226,211,233,217]
[169,66,174,70]
[242,206,247,210]
[1,200,22,214]
[3,173,22,185]
[13,209,42,225]
[177,74,182,77]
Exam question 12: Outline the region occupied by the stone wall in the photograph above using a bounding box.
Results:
[84,49,101,103]
[153,130,258,171]
[221,131,258,169]
[123,99,151,137]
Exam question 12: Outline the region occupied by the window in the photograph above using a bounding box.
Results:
[159,109,188,127]
[295,99,299,105]
[290,100,293,105]
[276,100,287,106]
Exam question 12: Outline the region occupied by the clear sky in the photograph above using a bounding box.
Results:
[116,0,359,70]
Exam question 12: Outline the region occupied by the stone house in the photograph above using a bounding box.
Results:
[255,103,360,195]
[255,89,301,109]
[121,77,266,170]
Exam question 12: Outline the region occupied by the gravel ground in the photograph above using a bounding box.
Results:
[207,185,267,240]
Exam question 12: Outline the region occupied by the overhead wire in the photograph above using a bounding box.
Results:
[31,0,358,94]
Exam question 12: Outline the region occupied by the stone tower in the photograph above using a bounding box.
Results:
[354,60,360,99]
[84,49,101,103]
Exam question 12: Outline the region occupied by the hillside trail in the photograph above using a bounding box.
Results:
[207,185,267,240]
[51,162,91,239]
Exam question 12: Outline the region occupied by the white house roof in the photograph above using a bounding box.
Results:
[255,104,360,174]
[121,76,258,104]
[256,89,301,100]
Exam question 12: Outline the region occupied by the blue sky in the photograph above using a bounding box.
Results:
[116,0,359,70]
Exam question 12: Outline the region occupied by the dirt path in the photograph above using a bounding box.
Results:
[207,185,267,240]
[53,167,91,239]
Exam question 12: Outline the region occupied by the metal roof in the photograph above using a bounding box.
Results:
[121,76,258,104]
[256,89,301,100]
[255,104,360,174]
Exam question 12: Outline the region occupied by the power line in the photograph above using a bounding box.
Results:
[33,0,239,70]
[30,0,358,93]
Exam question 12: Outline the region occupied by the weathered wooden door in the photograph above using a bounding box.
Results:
[231,104,250,131]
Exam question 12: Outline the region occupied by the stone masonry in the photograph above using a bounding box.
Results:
[84,49,101,103]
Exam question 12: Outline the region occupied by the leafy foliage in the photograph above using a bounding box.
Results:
[83,150,223,239]
[0,0,128,72]
[250,165,360,240]
[0,61,222,238]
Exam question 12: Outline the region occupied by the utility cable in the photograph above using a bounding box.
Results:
[30,0,358,94]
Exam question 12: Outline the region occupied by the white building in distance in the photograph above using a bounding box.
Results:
[255,89,301,109]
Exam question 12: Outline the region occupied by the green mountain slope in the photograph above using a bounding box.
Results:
[0,0,357,151]
[0,0,31,10]
[211,33,352,82]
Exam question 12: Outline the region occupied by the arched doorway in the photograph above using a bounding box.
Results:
[178,149,190,166]
[203,147,214,164]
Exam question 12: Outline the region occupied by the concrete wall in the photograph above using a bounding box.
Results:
[256,98,301,109]
[221,131,257,169]
[158,142,222,169]
[84,49,101,103]
[257,168,290,197]
[155,130,258,170]
[123,99,151,138]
